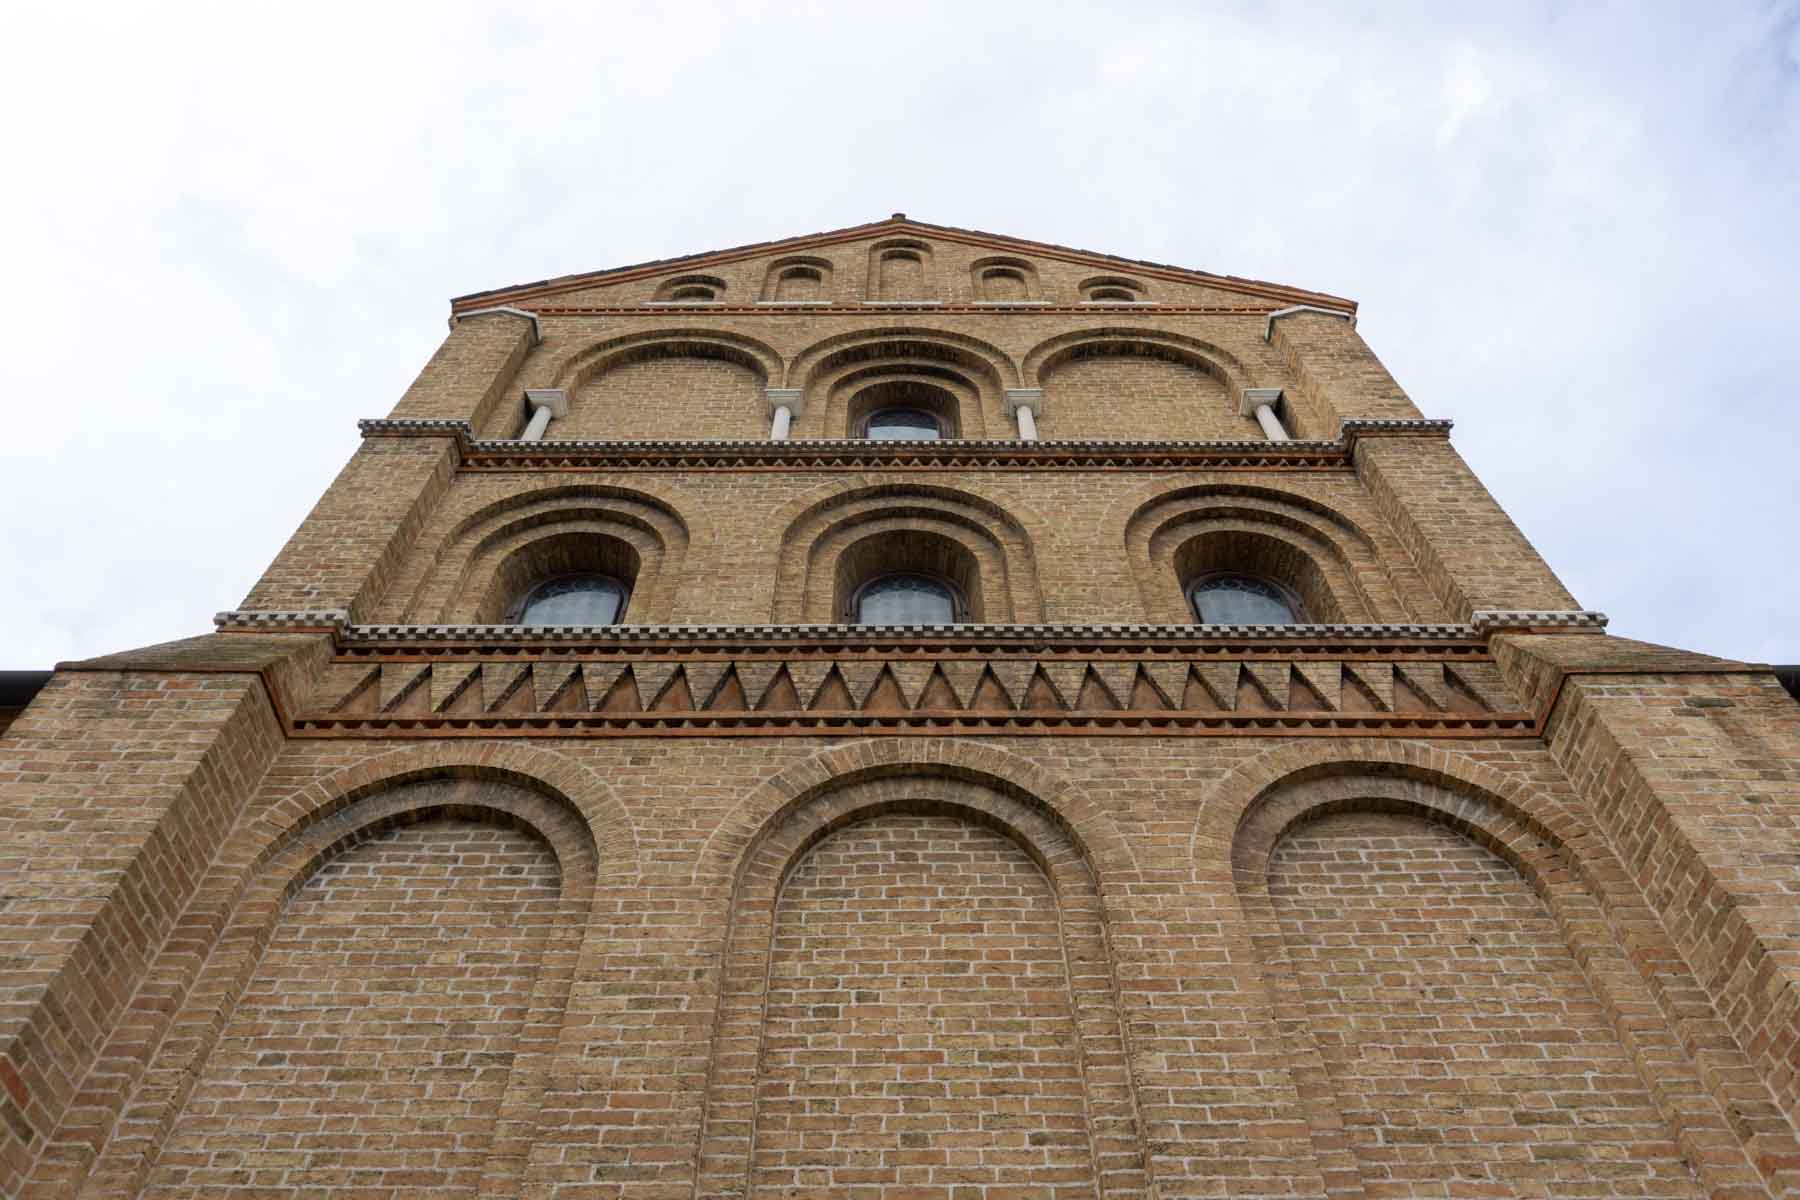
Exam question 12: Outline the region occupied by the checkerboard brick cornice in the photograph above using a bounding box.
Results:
[214,611,1601,644]
[355,416,1455,471]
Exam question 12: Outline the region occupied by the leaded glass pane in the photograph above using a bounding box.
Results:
[1189,575,1298,624]
[864,407,942,441]
[858,575,957,625]
[519,576,626,626]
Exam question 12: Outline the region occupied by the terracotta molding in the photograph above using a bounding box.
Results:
[352,418,1454,473]
[288,712,1540,739]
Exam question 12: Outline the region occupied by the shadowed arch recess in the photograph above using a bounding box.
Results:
[1121,482,1411,624]
[1217,751,1777,1199]
[82,774,602,1200]
[771,482,1044,623]
[692,767,1148,1200]
[393,483,692,625]
[1024,329,1253,441]
[542,330,783,440]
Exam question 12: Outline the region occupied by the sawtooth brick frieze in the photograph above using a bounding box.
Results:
[3,215,1796,1200]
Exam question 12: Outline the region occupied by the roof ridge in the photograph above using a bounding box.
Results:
[450,215,1356,311]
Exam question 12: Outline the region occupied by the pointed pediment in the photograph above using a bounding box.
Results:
[449,215,1356,313]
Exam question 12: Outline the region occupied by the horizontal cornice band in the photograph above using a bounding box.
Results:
[355,418,1454,471]
[214,611,1608,646]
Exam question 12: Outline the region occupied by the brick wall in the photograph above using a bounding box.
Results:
[141,819,560,1198]
[1268,810,1699,1197]
[753,813,1096,1198]
[8,223,1800,1200]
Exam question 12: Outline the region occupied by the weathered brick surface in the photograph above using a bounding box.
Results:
[139,819,560,1198]
[754,813,1095,1199]
[6,220,1799,1199]
[1269,811,1699,1197]
[0,668,286,1197]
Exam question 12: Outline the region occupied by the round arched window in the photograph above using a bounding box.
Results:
[1188,574,1302,625]
[862,407,943,441]
[854,573,960,625]
[510,575,629,626]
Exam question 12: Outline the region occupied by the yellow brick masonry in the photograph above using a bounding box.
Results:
[2,222,1797,1200]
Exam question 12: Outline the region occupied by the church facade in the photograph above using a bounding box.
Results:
[4,216,1799,1199]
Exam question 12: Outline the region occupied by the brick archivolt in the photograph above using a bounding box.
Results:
[1204,742,1797,1197]
[691,765,1148,1200]
[783,326,1020,391]
[67,774,601,1199]
[551,328,783,392]
[1122,481,1419,624]
[1021,327,1249,391]
[771,482,1043,623]
[817,360,992,438]
[691,738,1139,890]
[387,484,692,625]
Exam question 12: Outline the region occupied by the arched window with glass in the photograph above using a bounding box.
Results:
[853,572,964,625]
[861,407,943,441]
[1186,573,1304,625]
[507,574,630,626]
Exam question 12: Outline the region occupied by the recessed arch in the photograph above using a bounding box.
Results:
[1022,328,1255,440]
[787,325,1020,390]
[865,236,936,300]
[554,329,782,392]
[1217,749,1773,1199]
[1077,274,1147,301]
[1118,481,1415,624]
[784,327,1020,438]
[771,482,1044,623]
[474,528,642,625]
[760,254,834,301]
[969,254,1040,301]
[1022,327,1247,391]
[651,273,727,301]
[691,765,1147,1200]
[80,769,605,1200]
[392,483,692,625]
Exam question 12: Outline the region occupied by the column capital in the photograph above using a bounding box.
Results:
[1238,386,1284,418]
[766,387,805,417]
[451,304,541,344]
[1263,304,1354,342]
[524,388,569,418]
[1004,388,1045,415]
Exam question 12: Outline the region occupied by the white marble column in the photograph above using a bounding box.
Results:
[520,388,568,440]
[1238,387,1291,441]
[766,387,804,440]
[1004,388,1045,441]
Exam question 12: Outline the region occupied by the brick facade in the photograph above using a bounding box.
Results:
[2,216,1796,1199]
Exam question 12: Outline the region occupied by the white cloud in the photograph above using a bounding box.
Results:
[1,1,1795,663]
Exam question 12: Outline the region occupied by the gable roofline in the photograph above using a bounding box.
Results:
[449,215,1358,313]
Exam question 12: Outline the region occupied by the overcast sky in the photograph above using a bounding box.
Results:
[2,2,1795,666]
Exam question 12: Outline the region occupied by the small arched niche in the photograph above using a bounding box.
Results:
[1080,274,1147,302]
[970,255,1039,301]
[477,531,642,625]
[760,255,833,301]
[833,528,981,624]
[652,273,726,301]
[866,238,934,300]
[845,377,962,439]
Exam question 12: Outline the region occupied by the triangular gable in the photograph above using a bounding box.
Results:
[450,214,1356,312]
